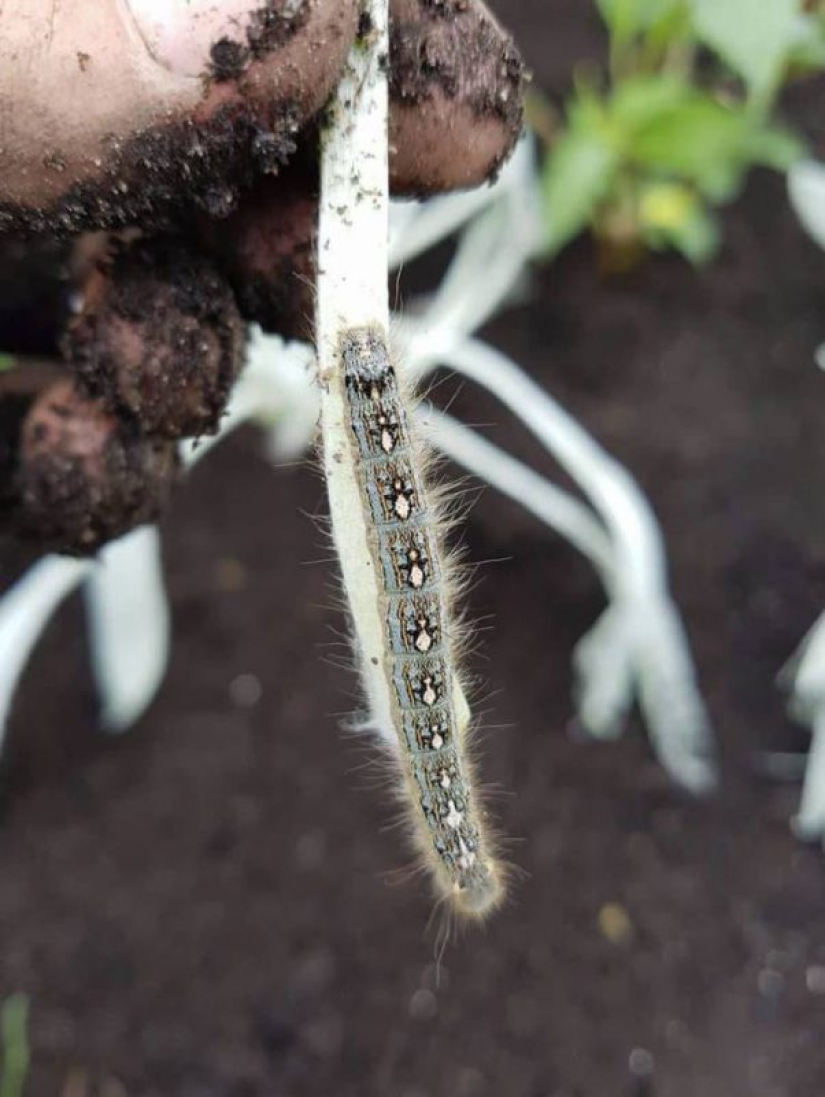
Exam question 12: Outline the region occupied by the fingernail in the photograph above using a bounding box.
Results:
[124,0,254,78]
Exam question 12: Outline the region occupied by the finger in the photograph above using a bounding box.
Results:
[0,0,360,235]
[196,151,318,341]
[0,366,178,555]
[388,0,526,196]
[63,237,246,438]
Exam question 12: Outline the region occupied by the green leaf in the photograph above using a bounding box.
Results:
[0,354,14,373]
[638,182,719,262]
[638,180,698,230]
[567,77,611,133]
[610,73,695,130]
[628,94,754,200]
[643,2,694,52]
[1,995,29,1097]
[626,87,805,201]
[786,12,825,73]
[688,0,802,106]
[541,127,620,254]
[597,0,684,43]
[650,205,720,263]
[743,123,806,171]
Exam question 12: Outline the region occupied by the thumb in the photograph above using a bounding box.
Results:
[0,0,358,231]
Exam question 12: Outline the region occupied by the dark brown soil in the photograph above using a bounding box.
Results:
[3,3,825,1095]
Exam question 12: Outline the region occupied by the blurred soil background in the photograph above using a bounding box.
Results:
[3,2,825,1095]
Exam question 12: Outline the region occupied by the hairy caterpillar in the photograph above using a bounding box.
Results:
[322,325,504,918]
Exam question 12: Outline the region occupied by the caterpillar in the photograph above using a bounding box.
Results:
[325,325,504,919]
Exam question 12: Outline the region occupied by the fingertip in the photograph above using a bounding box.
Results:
[389,0,526,196]
[65,237,245,439]
[198,154,318,340]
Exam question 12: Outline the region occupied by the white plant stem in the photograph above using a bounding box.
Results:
[788,160,825,254]
[414,336,663,583]
[315,0,398,747]
[316,11,389,340]
[794,708,825,841]
[781,610,825,841]
[782,163,825,840]
[0,555,91,750]
[85,526,169,732]
[415,406,615,576]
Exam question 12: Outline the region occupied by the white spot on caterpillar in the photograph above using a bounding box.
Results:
[409,550,424,589]
[421,675,437,707]
[415,623,432,653]
[458,839,476,871]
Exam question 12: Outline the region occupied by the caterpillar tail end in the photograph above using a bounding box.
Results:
[446,854,507,921]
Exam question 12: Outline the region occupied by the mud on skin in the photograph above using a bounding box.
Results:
[208,0,316,82]
[389,0,526,195]
[64,238,246,439]
[392,0,524,123]
[0,0,359,237]
[0,376,178,555]
[0,104,304,239]
[0,362,65,517]
[0,0,524,237]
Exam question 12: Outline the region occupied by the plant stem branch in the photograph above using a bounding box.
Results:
[315,0,397,746]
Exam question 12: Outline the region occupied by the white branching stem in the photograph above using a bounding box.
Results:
[415,407,615,577]
[411,333,715,792]
[783,610,825,841]
[316,15,389,337]
[85,526,169,732]
[0,556,91,749]
[315,1,397,745]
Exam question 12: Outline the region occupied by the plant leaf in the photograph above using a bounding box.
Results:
[688,0,801,106]
[655,206,720,263]
[541,126,619,254]
[628,89,804,200]
[788,160,825,251]
[597,0,685,43]
[638,182,719,262]
[0,995,30,1097]
[744,123,806,171]
[629,94,753,200]
[610,73,694,130]
[786,13,825,73]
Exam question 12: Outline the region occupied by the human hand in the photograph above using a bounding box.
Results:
[0,0,525,553]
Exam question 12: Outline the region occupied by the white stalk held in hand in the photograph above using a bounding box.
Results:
[315,1,504,917]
